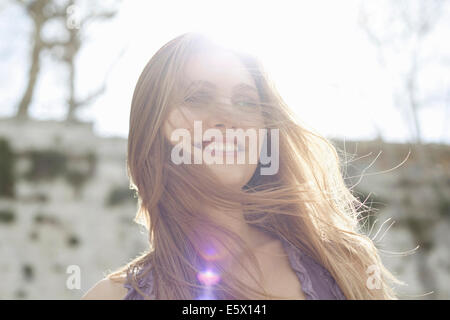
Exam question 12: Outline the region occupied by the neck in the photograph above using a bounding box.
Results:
[199,204,275,256]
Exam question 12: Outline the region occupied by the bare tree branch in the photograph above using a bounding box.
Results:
[13,0,121,120]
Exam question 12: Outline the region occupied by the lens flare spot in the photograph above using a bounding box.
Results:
[201,245,220,261]
[196,292,216,300]
[198,242,227,261]
[197,269,221,286]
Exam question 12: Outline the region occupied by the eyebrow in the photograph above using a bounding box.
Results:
[186,80,258,95]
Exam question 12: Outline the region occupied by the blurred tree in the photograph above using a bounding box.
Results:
[13,0,63,119]
[359,0,450,298]
[59,0,119,122]
[359,0,449,145]
[12,0,120,121]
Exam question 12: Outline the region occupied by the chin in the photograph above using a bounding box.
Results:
[206,164,257,189]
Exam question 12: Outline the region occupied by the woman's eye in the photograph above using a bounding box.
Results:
[184,96,199,103]
[184,94,212,105]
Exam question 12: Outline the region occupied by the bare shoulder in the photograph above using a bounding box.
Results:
[81,274,129,300]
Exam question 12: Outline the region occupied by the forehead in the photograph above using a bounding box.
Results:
[183,48,256,92]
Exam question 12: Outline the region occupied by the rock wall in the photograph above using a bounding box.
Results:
[0,119,147,299]
[331,139,450,299]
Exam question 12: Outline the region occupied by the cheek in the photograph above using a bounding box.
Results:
[163,108,197,142]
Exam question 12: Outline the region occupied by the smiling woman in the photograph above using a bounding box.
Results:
[82,32,402,300]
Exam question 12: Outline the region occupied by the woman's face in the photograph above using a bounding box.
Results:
[164,48,265,188]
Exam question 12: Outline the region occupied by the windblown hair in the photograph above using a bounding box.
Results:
[108,32,404,299]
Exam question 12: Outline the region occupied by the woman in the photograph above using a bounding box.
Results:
[83,32,402,300]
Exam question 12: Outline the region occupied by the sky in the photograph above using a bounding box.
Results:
[0,0,449,144]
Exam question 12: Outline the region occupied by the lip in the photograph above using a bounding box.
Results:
[193,139,245,153]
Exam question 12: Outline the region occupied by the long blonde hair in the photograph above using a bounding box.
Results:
[108,32,403,299]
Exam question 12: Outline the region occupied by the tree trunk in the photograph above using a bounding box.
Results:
[16,22,43,119]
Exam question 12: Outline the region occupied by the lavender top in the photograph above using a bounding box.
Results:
[123,238,346,300]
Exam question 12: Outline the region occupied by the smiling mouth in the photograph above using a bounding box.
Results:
[193,139,245,154]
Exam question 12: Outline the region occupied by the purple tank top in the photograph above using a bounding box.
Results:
[123,238,346,300]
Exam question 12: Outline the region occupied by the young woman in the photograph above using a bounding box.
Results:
[83,32,401,300]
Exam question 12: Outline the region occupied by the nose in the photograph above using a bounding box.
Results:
[203,95,245,130]
[205,115,239,133]
[205,105,239,131]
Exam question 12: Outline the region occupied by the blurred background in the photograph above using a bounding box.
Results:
[0,0,448,299]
